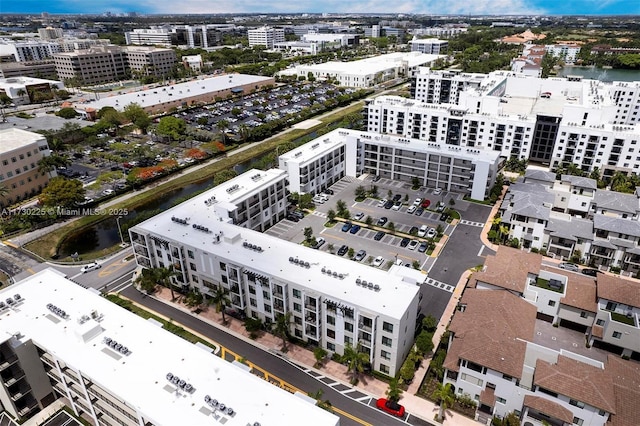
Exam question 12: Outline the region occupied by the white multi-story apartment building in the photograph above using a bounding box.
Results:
[0,269,340,426]
[279,128,500,200]
[125,28,173,46]
[0,39,60,62]
[545,43,581,64]
[440,247,640,426]
[376,69,640,177]
[412,26,468,38]
[129,181,421,376]
[37,27,63,40]
[0,128,52,207]
[409,38,448,55]
[248,26,285,49]
[126,25,234,48]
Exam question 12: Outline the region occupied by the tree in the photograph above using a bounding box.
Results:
[412,260,420,270]
[154,266,178,301]
[238,124,250,143]
[411,176,421,190]
[156,116,186,142]
[303,227,313,244]
[347,247,355,258]
[416,330,434,355]
[387,222,395,233]
[327,243,335,254]
[123,103,151,134]
[216,119,229,144]
[244,317,263,339]
[432,382,455,422]
[385,378,403,404]
[98,108,124,131]
[134,268,158,293]
[0,185,9,200]
[48,138,66,153]
[313,347,328,368]
[436,224,444,237]
[273,312,292,351]
[422,314,438,332]
[56,107,78,119]
[211,286,231,323]
[342,343,369,384]
[38,155,69,176]
[39,177,85,208]
[327,209,336,223]
[354,185,367,200]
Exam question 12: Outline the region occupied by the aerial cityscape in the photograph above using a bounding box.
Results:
[0,4,639,426]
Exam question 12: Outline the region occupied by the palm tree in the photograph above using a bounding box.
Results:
[48,138,66,153]
[134,268,158,294]
[385,378,403,403]
[431,383,455,422]
[154,266,178,301]
[211,286,231,324]
[0,185,9,200]
[238,123,250,143]
[342,343,369,384]
[216,119,229,145]
[273,312,292,351]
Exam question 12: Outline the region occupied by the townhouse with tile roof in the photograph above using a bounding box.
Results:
[441,246,640,425]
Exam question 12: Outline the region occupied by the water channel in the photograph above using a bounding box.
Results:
[557,66,640,82]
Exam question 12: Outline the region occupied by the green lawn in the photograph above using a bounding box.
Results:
[610,311,636,326]
[534,277,564,293]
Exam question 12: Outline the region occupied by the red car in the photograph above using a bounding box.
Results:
[376,398,405,417]
[421,199,431,208]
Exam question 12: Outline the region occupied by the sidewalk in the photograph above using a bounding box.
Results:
[131,277,481,426]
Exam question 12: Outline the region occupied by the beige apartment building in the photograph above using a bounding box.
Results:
[53,45,127,85]
[123,46,176,80]
[0,129,51,208]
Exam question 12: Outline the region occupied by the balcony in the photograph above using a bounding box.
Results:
[531,277,564,293]
[610,311,636,327]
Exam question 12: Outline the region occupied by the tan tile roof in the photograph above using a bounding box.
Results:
[524,395,574,424]
[479,386,496,406]
[555,269,597,312]
[472,247,541,294]
[606,356,640,426]
[534,356,616,413]
[443,289,536,379]
[597,274,640,308]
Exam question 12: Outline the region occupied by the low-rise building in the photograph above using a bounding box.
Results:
[0,76,64,105]
[0,60,57,79]
[0,128,52,207]
[0,268,340,425]
[248,26,285,49]
[409,38,448,55]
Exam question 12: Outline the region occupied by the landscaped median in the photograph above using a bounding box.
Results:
[22,102,367,262]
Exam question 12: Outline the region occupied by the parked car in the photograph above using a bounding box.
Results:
[392,194,402,202]
[400,237,410,248]
[337,245,349,256]
[377,198,388,208]
[101,189,115,196]
[291,210,305,220]
[439,213,449,221]
[325,189,334,195]
[81,262,101,273]
[312,195,325,204]
[407,240,419,250]
[353,212,365,221]
[392,202,402,211]
[286,214,299,222]
[376,398,405,417]
[581,268,599,277]
[354,249,367,261]
[312,237,326,249]
[341,222,352,232]
[415,207,424,216]
[384,200,394,209]
[413,198,422,206]
[559,262,579,272]
[418,242,429,253]
[421,199,431,208]
[374,231,385,241]
[372,175,381,182]
[426,228,437,239]
[377,217,388,226]
[407,205,417,214]
[349,224,361,234]
[436,202,445,212]
[433,188,443,195]
[373,256,385,267]
[418,225,428,237]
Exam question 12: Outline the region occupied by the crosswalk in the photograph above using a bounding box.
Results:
[311,210,327,218]
[458,219,485,228]
[303,368,373,403]
[424,277,454,293]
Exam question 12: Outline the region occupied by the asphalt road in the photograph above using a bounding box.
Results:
[119,284,410,426]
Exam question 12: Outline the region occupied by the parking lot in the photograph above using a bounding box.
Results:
[267,175,494,321]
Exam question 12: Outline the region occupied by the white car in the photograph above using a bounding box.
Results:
[413,198,422,206]
[407,205,417,214]
[312,195,325,204]
[418,225,428,238]
[426,228,437,239]
[433,188,443,196]
[373,256,385,267]
[377,198,388,208]
[102,189,115,196]
[353,212,365,221]
[407,240,419,250]
[81,262,101,273]
[392,202,402,211]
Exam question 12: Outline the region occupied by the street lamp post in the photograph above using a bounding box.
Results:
[116,216,125,247]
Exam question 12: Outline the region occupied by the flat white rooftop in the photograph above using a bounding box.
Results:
[0,269,339,426]
[78,74,273,112]
[135,181,420,320]
[208,168,287,205]
[279,132,344,164]
[292,52,442,76]
[0,128,46,153]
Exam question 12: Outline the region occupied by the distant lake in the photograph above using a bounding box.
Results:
[558,66,640,82]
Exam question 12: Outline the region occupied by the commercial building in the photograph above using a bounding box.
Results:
[37,27,63,41]
[125,28,173,47]
[123,46,176,80]
[0,76,64,105]
[125,25,235,48]
[440,246,640,426]
[374,68,640,177]
[0,128,52,207]
[409,38,448,55]
[129,170,421,376]
[0,61,57,79]
[279,128,499,200]
[0,39,60,62]
[0,268,340,425]
[279,52,442,88]
[412,26,468,38]
[76,74,274,116]
[301,33,359,48]
[53,45,127,85]
[248,26,285,49]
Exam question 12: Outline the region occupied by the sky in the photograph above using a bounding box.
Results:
[2,0,638,15]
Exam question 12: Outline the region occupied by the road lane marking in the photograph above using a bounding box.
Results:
[98,258,133,277]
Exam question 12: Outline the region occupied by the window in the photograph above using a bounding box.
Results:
[596,319,605,326]
[496,397,506,404]
[250,298,257,307]
[344,322,353,332]
[344,336,353,345]
[219,262,226,271]
[580,311,587,318]
[187,250,194,259]
[189,263,196,271]
[380,364,389,374]
[327,329,335,339]
[191,275,199,283]
[248,286,256,295]
[292,289,301,299]
[327,342,335,351]
[264,304,271,313]
[382,337,392,347]
[548,300,556,307]
[293,303,301,312]
[613,331,622,339]
[382,321,394,333]
[326,315,335,325]
[380,350,390,360]
[570,399,585,409]
[573,417,584,426]
[294,316,302,325]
